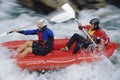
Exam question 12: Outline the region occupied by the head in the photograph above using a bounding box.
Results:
[37,19,45,29]
[89,18,100,30]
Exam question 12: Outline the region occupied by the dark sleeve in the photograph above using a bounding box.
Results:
[17,31,24,34]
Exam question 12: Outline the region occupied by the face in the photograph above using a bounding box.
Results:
[37,21,44,29]
[90,24,96,30]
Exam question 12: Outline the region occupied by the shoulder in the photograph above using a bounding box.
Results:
[97,29,106,33]
[45,27,53,32]
[94,29,107,35]
[44,27,53,34]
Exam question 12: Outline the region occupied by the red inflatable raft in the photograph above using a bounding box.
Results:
[1,39,118,70]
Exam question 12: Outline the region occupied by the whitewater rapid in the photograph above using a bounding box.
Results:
[0,0,120,80]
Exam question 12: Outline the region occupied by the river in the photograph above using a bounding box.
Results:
[0,0,120,80]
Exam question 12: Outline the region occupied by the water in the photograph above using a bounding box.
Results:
[0,0,120,80]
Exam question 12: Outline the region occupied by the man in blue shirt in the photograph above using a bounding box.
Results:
[13,20,54,58]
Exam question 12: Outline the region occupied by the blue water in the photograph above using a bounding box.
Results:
[0,0,120,80]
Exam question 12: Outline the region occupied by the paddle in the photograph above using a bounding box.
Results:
[0,31,14,38]
[51,3,97,46]
[0,24,32,38]
[50,3,75,23]
[73,7,97,46]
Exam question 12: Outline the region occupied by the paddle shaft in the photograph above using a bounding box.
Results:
[0,24,33,38]
[7,31,13,34]
[7,25,29,34]
[75,19,97,47]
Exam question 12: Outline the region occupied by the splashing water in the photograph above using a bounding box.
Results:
[0,0,120,80]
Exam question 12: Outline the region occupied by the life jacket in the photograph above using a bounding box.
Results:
[20,25,54,48]
[87,29,95,40]
[88,29,95,35]
[38,30,45,46]
[37,26,54,48]
[83,25,110,45]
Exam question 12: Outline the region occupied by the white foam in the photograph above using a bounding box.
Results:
[0,0,120,80]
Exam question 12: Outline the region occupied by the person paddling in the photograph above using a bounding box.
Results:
[13,19,54,58]
[61,18,109,53]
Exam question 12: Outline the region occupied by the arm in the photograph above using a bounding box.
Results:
[78,22,91,31]
[94,30,109,51]
[78,22,84,30]
[13,29,38,35]
[94,30,109,45]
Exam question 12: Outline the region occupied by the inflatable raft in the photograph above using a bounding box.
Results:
[1,39,118,70]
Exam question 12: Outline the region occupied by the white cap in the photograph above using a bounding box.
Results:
[38,19,46,26]
[38,19,44,23]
